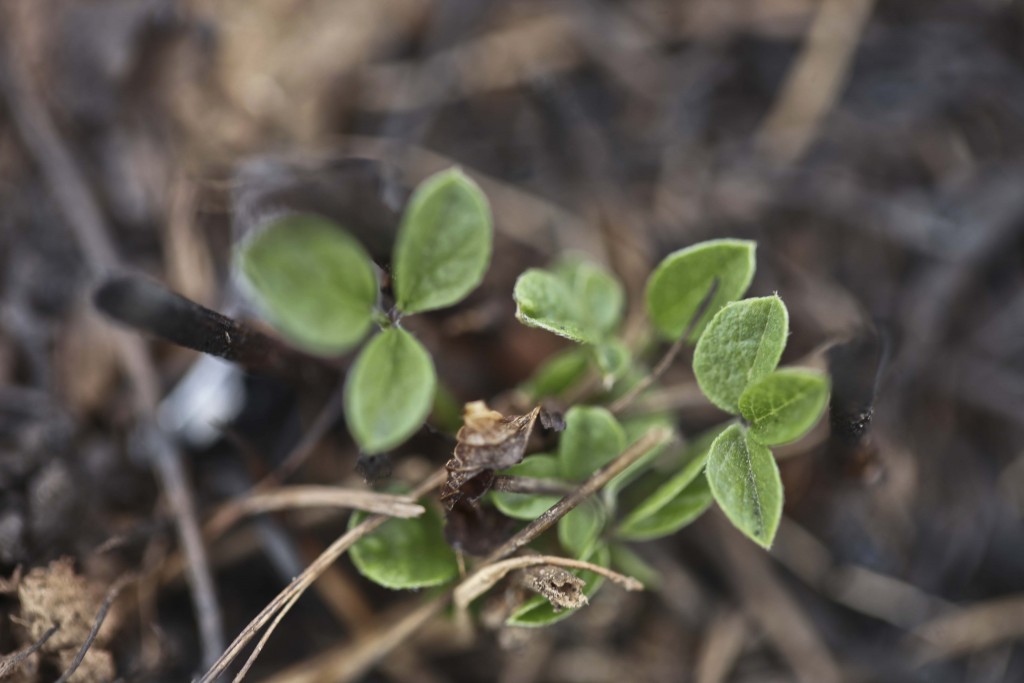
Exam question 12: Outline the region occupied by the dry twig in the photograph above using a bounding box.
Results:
[204,486,425,540]
[0,624,59,678]
[261,429,672,683]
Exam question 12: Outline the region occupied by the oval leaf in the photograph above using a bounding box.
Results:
[706,424,783,548]
[236,214,377,354]
[592,339,631,389]
[616,475,713,541]
[506,545,609,627]
[558,500,606,559]
[739,369,830,446]
[349,503,457,589]
[559,406,626,481]
[609,544,661,589]
[552,259,625,337]
[645,239,756,341]
[514,269,596,343]
[606,412,676,497]
[492,455,563,521]
[393,169,493,314]
[615,426,722,539]
[693,295,789,414]
[344,328,436,453]
[520,348,591,401]
[514,260,625,344]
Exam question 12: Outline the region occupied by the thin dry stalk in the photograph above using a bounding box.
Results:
[261,428,672,683]
[0,624,59,677]
[205,487,425,539]
[197,468,448,682]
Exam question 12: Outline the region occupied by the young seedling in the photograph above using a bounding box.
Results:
[236,168,492,454]
[106,166,831,636]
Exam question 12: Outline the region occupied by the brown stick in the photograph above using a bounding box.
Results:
[197,468,449,683]
[0,624,60,677]
[261,428,672,683]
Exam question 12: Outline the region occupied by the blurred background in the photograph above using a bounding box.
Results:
[2,0,1024,681]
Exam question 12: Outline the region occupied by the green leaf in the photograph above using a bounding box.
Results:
[591,339,631,388]
[645,239,756,342]
[606,412,676,497]
[615,475,712,541]
[492,455,563,520]
[393,169,492,314]
[706,424,783,549]
[609,544,660,589]
[513,260,625,344]
[514,269,595,343]
[552,259,625,337]
[236,214,377,355]
[520,348,590,400]
[507,545,609,627]
[739,369,831,446]
[349,502,457,589]
[615,427,720,540]
[692,295,789,414]
[558,500,606,559]
[559,406,626,481]
[344,328,437,453]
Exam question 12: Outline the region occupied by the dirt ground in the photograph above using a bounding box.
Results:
[2,1,1024,681]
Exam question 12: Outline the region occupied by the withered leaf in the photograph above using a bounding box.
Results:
[444,498,514,556]
[538,407,566,432]
[441,402,541,509]
[519,564,587,611]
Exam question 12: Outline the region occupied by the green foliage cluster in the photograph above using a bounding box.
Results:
[237,169,492,454]
[236,169,830,627]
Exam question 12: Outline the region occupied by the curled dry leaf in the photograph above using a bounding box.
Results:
[520,565,588,611]
[441,401,542,510]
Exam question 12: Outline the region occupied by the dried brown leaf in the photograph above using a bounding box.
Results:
[520,565,588,611]
[441,402,541,509]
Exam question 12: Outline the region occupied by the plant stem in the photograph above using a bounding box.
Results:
[608,278,719,415]
[482,427,672,563]
[490,475,573,496]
